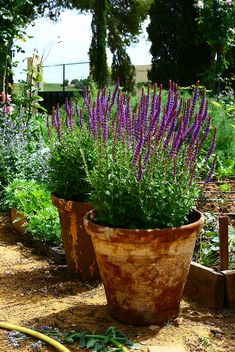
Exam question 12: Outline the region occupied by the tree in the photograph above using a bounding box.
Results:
[0,0,152,93]
[0,0,67,94]
[194,0,235,93]
[72,0,152,90]
[147,0,211,87]
[89,0,109,87]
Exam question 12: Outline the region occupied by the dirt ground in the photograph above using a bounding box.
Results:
[0,213,235,352]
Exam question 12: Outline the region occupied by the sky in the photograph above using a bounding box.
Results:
[14,9,152,82]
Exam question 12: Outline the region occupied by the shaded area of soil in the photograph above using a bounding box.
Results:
[0,213,235,352]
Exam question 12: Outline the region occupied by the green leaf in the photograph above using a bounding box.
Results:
[86,338,98,348]
[79,333,86,348]
[220,183,231,192]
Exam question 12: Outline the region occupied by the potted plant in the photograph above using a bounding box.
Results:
[83,81,217,325]
[4,178,61,246]
[47,87,119,281]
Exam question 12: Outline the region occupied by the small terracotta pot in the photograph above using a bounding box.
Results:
[52,195,100,281]
[10,208,27,236]
[84,210,204,325]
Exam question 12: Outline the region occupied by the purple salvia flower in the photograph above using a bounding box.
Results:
[137,155,143,183]
[91,101,98,138]
[198,87,206,116]
[205,155,217,183]
[188,139,200,167]
[65,97,70,115]
[143,132,152,166]
[110,80,119,110]
[101,113,108,143]
[173,155,177,182]
[56,103,60,126]
[163,110,177,151]
[176,97,183,117]
[75,98,83,128]
[46,115,51,138]
[183,98,191,135]
[155,107,168,143]
[125,96,132,144]
[150,83,157,117]
[203,128,217,164]
[189,163,197,187]
[165,80,173,113]
[132,128,144,166]
[51,106,58,129]
[190,81,199,117]
[198,115,212,149]
[131,102,138,144]
[68,98,74,129]
[188,113,202,149]
[201,100,209,124]
[136,88,145,137]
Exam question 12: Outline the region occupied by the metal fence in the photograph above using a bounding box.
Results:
[42,61,90,92]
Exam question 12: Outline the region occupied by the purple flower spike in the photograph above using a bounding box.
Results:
[51,106,57,129]
[46,115,51,138]
[173,155,177,182]
[137,156,143,182]
[143,133,152,166]
[198,87,206,116]
[205,155,217,183]
[132,128,144,166]
[204,128,217,163]
[190,82,199,116]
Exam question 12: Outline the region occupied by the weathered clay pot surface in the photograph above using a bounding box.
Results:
[84,210,204,325]
[52,195,99,281]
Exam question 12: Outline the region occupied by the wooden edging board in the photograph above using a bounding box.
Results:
[184,261,235,310]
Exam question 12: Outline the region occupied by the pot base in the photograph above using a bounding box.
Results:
[109,305,179,326]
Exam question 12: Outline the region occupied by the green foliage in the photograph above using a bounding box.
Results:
[208,96,235,177]
[0,109,49,193]
[4,178,61,245]
[37,326,141,352]
[15,58,47,121]
[147,0,211,86]
[47,129,94,201]
[86,141,200,229]
[71,78,89,89]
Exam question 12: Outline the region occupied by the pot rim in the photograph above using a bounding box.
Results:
[51,193,92,208]
[84,209,205,234]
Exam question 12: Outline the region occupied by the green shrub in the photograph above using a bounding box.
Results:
[4,179,61,245]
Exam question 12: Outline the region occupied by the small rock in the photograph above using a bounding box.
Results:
[148,325,159,331]
[211,327,224,335]
[174,317,184,326]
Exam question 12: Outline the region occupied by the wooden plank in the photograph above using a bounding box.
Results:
[219,216,229,271]
[184,261,225,309]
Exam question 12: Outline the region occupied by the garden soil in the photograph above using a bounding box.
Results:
[0,212,235,352]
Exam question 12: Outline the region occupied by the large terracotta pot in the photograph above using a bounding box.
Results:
[52,195,100,281]
[84,210,204,325]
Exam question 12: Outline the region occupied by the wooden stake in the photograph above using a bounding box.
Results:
[219,216,229,271]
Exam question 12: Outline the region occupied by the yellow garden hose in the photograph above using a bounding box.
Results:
[0,322,70,352]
